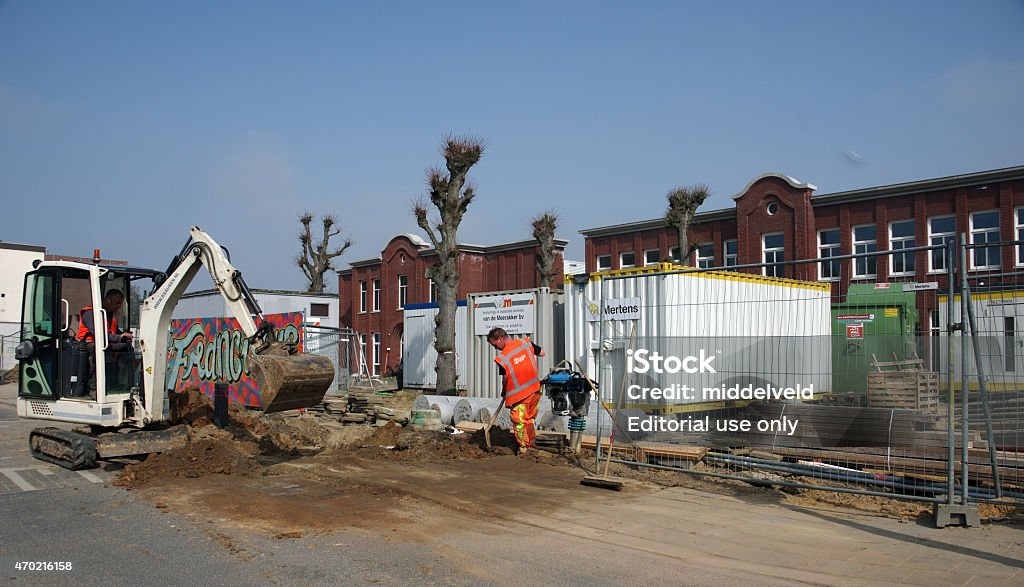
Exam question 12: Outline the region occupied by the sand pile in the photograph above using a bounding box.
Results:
[115,437,261,488]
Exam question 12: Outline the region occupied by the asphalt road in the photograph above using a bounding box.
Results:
[2,381,1023,586]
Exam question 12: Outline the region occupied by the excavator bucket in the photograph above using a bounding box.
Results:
[247,347,335,413]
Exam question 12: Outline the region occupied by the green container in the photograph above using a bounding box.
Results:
[832,284,920,394]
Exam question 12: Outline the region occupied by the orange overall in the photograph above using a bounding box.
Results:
[494,338,542,450]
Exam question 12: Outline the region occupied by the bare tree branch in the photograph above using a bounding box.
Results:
[296,212,352,293]
[665,184,710,265]
[531,210,559,288]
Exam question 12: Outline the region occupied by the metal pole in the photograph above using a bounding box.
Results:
[945,239,956,507]
[595,274,606,468]
[958,234,970,505]
[963,271,1003,497]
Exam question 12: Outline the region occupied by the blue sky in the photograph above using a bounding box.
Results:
[2,1,1022,291]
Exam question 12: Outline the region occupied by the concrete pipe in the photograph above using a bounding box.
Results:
[477,406,513,430]
[536,409,568,433]
[453,398,501,425]
[412,395,459,425]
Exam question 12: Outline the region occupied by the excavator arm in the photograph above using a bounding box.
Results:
[135,226,334,425]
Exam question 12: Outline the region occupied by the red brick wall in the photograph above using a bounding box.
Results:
[734,176,816,279]
[338,235,564,374]
[584,172,1024,314]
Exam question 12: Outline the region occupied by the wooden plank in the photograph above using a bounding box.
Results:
[455,420,484,432]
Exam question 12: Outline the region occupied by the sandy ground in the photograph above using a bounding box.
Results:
[55,387,1024,583]
[121,388,1019,524]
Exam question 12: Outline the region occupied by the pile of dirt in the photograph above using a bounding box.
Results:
[367,421,403,446]
[115,437,261,489]
[1,367,18,385]
[345,428,507,463]
[466,427,519,454]
[169,386,214,424]
[252,414,330,456]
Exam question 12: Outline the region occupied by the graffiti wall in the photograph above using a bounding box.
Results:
[167,312,303,407]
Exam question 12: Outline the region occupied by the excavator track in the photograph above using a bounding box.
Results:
[29,427,97,471]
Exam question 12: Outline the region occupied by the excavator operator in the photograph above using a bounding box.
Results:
[72,289,134,396]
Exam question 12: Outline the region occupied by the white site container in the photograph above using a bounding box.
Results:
[937,291,1024,389]
[464,287,564,400]
[402,301,468,390]
[564,265,833,412]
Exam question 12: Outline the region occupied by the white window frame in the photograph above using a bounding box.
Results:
[817,228,841,281]
[724,239,738,267]
[669,246,681,263]
[695,243,713,268]
[429,279,438,303]
[398,274,408,309]
[762,232,784,278]
[852,224,877,279]
[372,333,381,376]
[372,278,381,312]
[619,251,636,269]
[644,249,660,266]
[358,333,367,374]
[596,254,611,271]
[1016,207,1024,267]
[359,280,367,313]
[928,215,956,274]
[889,219,916,276]
[970,210,1000,270]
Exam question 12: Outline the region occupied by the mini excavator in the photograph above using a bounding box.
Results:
[14,226,335,469]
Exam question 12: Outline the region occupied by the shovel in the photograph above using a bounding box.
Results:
[483,396,505,450]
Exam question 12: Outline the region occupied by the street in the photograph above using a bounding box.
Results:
[1,382,1023,586]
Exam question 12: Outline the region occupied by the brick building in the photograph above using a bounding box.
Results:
[338,233,567,376]
[580,165,1024,335]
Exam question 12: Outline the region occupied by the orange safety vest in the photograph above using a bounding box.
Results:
[75,306,118,342]
[494,338,541,407]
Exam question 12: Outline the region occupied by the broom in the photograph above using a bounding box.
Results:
[579,326,635,491]
[580,419,623,490]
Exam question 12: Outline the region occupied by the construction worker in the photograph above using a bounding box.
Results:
[74,289,134,395]
[76,289,132,343]
[487,327,545,454]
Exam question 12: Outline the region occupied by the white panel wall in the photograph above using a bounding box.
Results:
[402,303,468,390]
[564,268,832,405]
[465,288,564,399]
[0,247,45,332]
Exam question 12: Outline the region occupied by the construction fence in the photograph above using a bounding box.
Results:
[0,330,20,373]
[303,325,356,394]
[577,238,1024,514]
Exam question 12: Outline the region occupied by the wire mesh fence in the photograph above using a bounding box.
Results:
[302,325,355,394]
[0,331,20,373]
[578,239,1024,508]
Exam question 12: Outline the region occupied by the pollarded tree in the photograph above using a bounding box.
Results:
[295,212,352,293]
[413,135,484,395]
[665,184,710,265]
[531,210,559,288]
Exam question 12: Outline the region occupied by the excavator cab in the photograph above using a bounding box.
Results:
[18,264,140,407]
